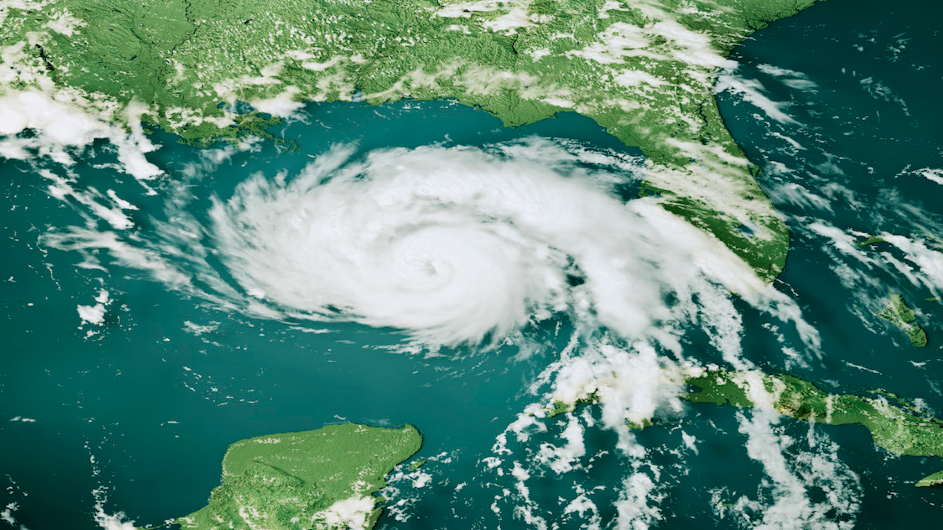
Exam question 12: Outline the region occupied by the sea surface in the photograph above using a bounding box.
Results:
[2,0,942,528]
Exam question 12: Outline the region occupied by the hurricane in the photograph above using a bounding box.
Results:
[24,130,858,527]
[4,2,943,525]
[41,138,780,352]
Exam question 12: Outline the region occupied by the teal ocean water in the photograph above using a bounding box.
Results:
[2,0,942,528]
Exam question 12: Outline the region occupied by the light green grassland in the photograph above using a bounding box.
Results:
[0,0,827,281]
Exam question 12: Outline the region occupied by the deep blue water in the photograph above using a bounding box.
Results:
[2,0,942,528]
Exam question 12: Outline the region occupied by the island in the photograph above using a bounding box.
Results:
[683,370,943,457]
[151,424,422,530]
[545,367,943,487]
[878,294,928,348]
[685,369,943,486]
[0,0,830,282]
[857,235,886,246]
[916,471,943,488]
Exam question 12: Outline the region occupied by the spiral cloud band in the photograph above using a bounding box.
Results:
[32,127,850,530]
[206,140,764,346]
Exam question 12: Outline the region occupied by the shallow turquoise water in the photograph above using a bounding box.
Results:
[2,0,942,528]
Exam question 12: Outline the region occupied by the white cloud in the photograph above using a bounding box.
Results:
[535,414,586,473]
[44,9,86,36]
[614,472,664,530]
[920,168,943,185]
[757,63,818,91]
[250,85,304,117]
[77,289,110,327]
[716,74,799,125]
[184,139,769,346]
[93,488,137,530]
[716,409,862,529]
[568,23,651,64]
[312,496,375,530]
[0,504,16,526]
[0,91,162,180]
[613,69,666,88]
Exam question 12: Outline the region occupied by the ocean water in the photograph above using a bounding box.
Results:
[1,0,942,528]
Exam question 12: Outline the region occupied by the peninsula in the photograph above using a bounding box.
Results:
[153,424,422,530]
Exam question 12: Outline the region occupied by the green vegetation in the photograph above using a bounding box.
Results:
[545,400,575,418]
[545,391,599,419]
[160,424,421,530]
[683,370,943,486]
[543,367,943,487]
[625,417,653,430]
[857,235,886,246]
[680,369,757,408]
[878,294,928,348]
[0,0,827,281]
[409,459,427,472]
[916,470,943,488]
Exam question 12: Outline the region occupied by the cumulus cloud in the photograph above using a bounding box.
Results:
[614,472,664,530]
[0,91,162,180]
[713,409,862,530]
[312,496,375,529]
[92,488,137,530]
[250,85,305,118]
[77,289,110,327]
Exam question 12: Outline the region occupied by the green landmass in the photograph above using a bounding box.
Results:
[683,370,943,486]
[916,470,943,488]
[542,367,943,487]
[409,459,427,472]
[545,400,575,418]
[0,0,829,281]
[156,423,421,530]
[857,235,886,246]
[625,417,654,430]
[878,294,928,348]
[545,391,600,419]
